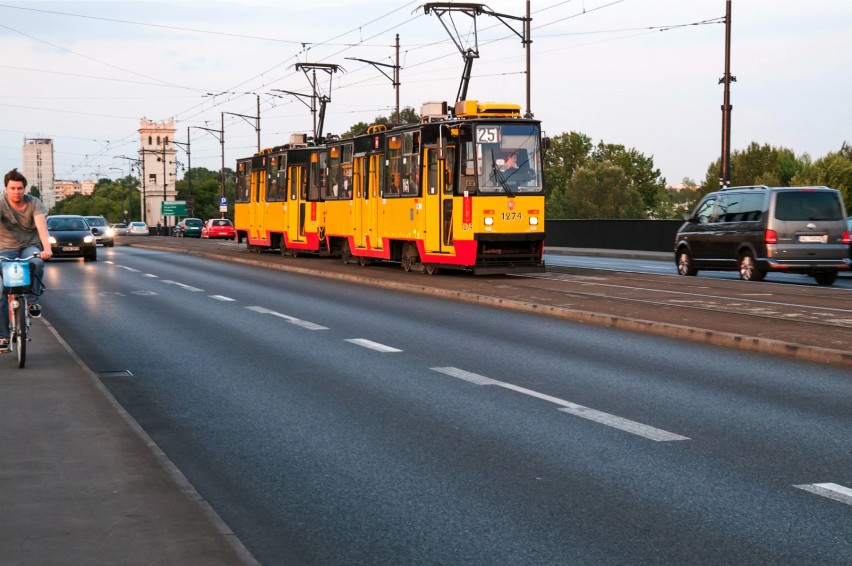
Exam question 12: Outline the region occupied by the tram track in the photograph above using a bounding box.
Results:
[524,270,852,330]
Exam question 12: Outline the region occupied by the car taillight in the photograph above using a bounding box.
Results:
[842,230,851,245]
[765,229,778,244]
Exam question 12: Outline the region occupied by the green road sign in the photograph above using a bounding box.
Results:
[161,200,187,216]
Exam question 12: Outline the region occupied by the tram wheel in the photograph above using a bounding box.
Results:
[401,243,418,272]
[341,241,353,264]
[424,265,439,276]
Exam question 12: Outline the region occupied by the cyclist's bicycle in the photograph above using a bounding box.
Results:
[1,253,44,368]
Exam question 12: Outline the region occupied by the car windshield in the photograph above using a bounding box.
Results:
[85,217,107,227]
[475,123,543,195]
[48,218,88,231]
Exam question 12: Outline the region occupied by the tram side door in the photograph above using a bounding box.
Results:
[288,165,306,243]
[248,168,260,239]
[353,155,366,248]
[250,168,266,241]
[423,147,455,253]
[355,153,382,251]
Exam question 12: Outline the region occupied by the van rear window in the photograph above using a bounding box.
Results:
[775,192,843,221]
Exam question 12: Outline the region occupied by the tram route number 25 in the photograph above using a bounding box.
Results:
[477,127,500,144]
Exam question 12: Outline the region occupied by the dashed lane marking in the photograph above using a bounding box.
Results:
[161,280,203,292]
[432,367,689,442]
[345,339,402,352]
[246,306,328,330]
[794,483,852,506]
[209,295,236,302]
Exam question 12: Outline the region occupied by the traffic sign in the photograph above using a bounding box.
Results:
[219,196,228,212]
[161,200,187,216]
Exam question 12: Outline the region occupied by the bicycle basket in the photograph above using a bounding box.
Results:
[2,261,31,291]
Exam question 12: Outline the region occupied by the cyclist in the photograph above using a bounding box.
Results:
[0,169,53,352]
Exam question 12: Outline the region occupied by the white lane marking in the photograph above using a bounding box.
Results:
[246,306,328,330]
[345,338,402,352]
[144,273,158,278]
[117,265,140,272]
[432,367,689,442]
[794,483,852,506]
[161,280,203,292]
[209,295,236,302]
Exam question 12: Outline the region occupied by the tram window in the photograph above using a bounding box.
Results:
[444,147,455,195]
[236,167,250,203]
[309,152,326,200]
[268,157,287,201]
[402,131,420,196]
[385,136,402,196]
[463,141,476,176]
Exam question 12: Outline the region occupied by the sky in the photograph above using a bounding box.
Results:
[1,0,850,188]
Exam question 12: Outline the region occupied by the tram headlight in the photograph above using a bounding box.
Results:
[529,216,539,226]
[484,217,494,226]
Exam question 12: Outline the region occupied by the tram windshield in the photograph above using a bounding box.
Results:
[475,123,543,195]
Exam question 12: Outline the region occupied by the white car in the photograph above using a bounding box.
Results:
[127,221,149,236]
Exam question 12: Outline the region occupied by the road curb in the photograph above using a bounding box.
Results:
[128,242,852,368]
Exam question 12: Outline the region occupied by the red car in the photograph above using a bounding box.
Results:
[201,218,237,240]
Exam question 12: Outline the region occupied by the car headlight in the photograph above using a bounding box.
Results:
[105,228,115,237]
[84,235,95,243]
[48,236,57,245]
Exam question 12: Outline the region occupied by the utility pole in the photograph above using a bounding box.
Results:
[719,0,735,187]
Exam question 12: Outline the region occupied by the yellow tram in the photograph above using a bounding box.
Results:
[235,100,545,274]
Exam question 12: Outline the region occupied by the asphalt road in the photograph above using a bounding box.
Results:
[40,245,852,565]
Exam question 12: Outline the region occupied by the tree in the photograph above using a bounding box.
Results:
[790,143,852,205]
[49,176,140,223]
[175,167,236,220]
[549,161,643,219]
[340,106,420,138]
[699,142,804,195]
[543,131,593,200]
[591,142,671,218]
[543,132,668,218]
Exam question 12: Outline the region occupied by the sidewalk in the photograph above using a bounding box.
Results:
[0,319,257,565]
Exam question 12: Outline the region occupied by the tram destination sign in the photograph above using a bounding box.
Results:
[161,200,187,216]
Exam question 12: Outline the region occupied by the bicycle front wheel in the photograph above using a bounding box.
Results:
[14,298,26,368]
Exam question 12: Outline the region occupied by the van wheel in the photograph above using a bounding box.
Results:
[738,252,765,281]
[813,271,838,286]
[676,250,697,276]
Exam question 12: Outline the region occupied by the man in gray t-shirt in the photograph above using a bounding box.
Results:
[0,168,53,350]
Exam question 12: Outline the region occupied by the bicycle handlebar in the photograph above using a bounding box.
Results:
[0,252,41,262]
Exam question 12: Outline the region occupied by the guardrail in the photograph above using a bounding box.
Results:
[546,219,682,253]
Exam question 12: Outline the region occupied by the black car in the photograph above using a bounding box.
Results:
[46,215,97,261]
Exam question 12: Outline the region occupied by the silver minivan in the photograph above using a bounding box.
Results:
[674,186,851,285]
